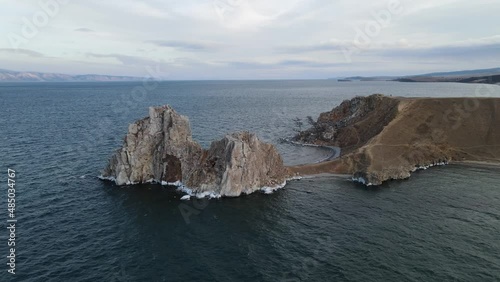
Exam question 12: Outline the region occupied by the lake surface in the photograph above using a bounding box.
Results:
[1,80,500,281]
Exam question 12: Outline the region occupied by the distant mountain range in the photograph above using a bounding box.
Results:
[396,75,500,84]
[417,67,500,78]
[394,67,500,84]
[0,69,141,82]
[2,67,500,83]
[337,67,500,84]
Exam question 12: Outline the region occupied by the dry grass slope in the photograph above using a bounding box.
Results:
[289,95,500,185]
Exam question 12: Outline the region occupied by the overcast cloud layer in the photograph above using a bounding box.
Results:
[1,0,499,79]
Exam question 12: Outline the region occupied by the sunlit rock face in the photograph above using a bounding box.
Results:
[186,131,290,197]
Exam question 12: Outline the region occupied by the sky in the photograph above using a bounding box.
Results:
[0,0,499,79]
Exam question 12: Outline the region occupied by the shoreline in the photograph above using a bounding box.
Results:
[290,159,500,187]
[452,160,500,169]
[291,94,500,185]
[280,138,342,163]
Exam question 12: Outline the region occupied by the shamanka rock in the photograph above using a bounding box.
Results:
[101,105,290,197]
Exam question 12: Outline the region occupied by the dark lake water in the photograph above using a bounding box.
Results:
[1,80,500,281]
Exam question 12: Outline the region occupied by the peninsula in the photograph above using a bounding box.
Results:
[101,94,500,196]
[291,94,500,185]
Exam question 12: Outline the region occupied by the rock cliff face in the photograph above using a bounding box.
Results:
[101,106,290,197]
[294,94,399,153]
[187,132,290,197]
[101,105,203,186]
[291,94,500,185]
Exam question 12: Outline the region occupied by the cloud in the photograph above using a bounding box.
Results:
[276,35,500,61]
[74,28,95,33]
[2,0,500,79]
[0,48,46,58]
[221,61,266,69]
[97,1,170,19]
[276,40,352,54]
[220,59,349,69]
[147,40,219,52]
[86,53,159,66]
[375,43,500,59]
[276,60,349,68]
[129,2,170,18]
[401,0,462,16]
[370,36,500,59]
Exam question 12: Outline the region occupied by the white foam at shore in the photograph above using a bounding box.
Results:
[352,177,373,186]
[261,180,288,194]
[414,161,448,171]
[98,175,116,182]
[351,160,450,186]
[98,175,138,186]
[99,175,302,199]
[161,180,182,186]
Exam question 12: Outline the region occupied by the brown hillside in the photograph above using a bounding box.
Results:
[289,95,500,185]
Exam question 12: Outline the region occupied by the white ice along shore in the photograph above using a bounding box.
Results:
[351,160,450,186]
[100,105,293,198]
[98,175,302,200]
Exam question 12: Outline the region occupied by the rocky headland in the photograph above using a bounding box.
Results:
[290,94,500,185]
[101,105,291,197]
[102,95,500,192]
[395,74,500,85]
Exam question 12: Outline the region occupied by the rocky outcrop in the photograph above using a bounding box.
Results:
[102,105,203,186]
[186,132,290,197]
[101,105,290,197]
[294,94,399,153]
[290,94,500,185]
